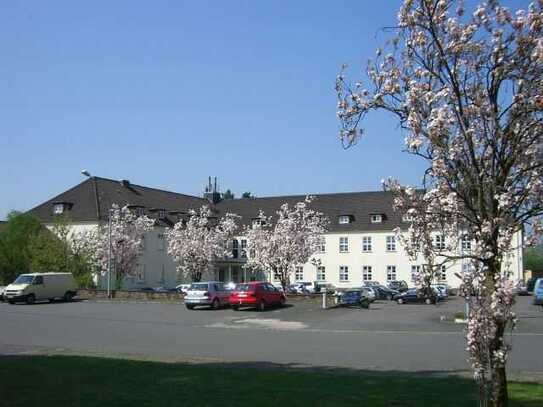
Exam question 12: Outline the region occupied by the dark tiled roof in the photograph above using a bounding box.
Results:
[27,177,403,232]
[216,191,401,232]
[27,177,208,223]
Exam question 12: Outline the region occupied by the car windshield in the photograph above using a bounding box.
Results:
[189,283,208,291]
[13,275,34,284]
[235,284,254,291]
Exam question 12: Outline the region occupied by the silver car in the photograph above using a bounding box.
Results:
[184,282,231,310]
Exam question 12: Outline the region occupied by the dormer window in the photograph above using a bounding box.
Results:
[371,214,383,223]
[338,215,352,224]
[402,214,414,222]
[157,210,166,219]
[52,202,72,215]
[252,218,266,228]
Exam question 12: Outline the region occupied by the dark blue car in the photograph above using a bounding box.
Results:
[336,289,370,308]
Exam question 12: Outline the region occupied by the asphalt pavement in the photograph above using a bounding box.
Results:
[1,296,542,374]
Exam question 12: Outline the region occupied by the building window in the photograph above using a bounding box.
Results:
[339,237,349,253]
[402,214,413,222]
[53,204,64,214]
[157,210,166,219]
[462,263,473,275]
[295,266,303,281]
[240,239,247,258]
[439,265,447,281]
[158,233,165,251]
[434,234,446,250]
[317,266,326,281]
[362,236,372,252]
[386,236,396,251]
[371,214,382,223]
[252,218,265,228]
[362,266,372,281]
[317,237,326,253]
[273,270,281,281]
[338,215,351,224]
[232,239,239,258]
[159,265,165,283]
[461,235,471,251]
[411,265,421,282]
[387,265,397,281]
[339,266,349,282]
[137,264,146,282]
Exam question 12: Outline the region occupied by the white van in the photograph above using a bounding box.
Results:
[4,273,77,304]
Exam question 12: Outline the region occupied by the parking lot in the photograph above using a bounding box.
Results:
[1,295,542,374]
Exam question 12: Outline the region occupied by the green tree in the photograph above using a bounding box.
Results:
[524,245,543,274]
[0,211,42,285]
[241,192,254,199]
[29,216,96,288]
[222,189,235,199]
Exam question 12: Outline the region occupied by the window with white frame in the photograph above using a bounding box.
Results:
[338,215,351,224]
[339,237,349,253]
[439,265,447,281]
[362,266,372,281]
[53,204,64,214]
[371,214,382,223]
[339,266,349,281]
[317,237,326,253]
[462,262,473,275]
[386,265,397,281]
[386,235,396,251]
[362,236,372,252]
[402,213,414,222]
[232,239,239,258]
[136,207,145,217]
[317,266,326,281]
[434,234,446,250]
[158,233,165,251]
[295,266,303,281]
[411,265,421,282]
[240,239,247,258]
[461,235,471,251]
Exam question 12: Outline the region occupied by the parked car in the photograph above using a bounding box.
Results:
[4,273,77,304]
[388,280,409,292]
[315,283,336,294]
[360,286,376,302]
[515,280,530,296]
[369,284,399,300]
[175,284,191,295]
[229,282,286,311]
[292,282,316,294]
[0,286,5,302]
[431,284,449,299]
[184,282,231,310]
[363,281,381,287]
[527,277,538,293]
[335,289,370,308]
[395,288,440,305]
[533,278,543,306]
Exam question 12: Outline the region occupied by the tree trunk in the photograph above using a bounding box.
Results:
[489,320,509,407]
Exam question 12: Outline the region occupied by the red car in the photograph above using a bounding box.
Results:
[229,282,286,311]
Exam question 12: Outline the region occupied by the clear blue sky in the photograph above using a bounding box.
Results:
[0,0,527,220]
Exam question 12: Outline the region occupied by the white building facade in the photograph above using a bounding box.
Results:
[30,176,523,290]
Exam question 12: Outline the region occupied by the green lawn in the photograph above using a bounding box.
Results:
[0,355,541,406]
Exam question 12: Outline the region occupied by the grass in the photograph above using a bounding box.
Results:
[1,355,542,406]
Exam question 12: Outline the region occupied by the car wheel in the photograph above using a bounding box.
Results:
[397,298,404,304]
[386,294,392,301]
[232,305,240,311]
[279,296,286,307]
[8,300,15,305]
[185,304,195,310]
[212,298,220,310]
[26,294,35,305]
[258,300,266,311]
[49,298,55,303]
[64,292,74,302]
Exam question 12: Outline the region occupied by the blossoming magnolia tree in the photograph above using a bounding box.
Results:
[244,197,329,292]
[166,206,238,282]
[336,1,542,405]
[73,204,154,288]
